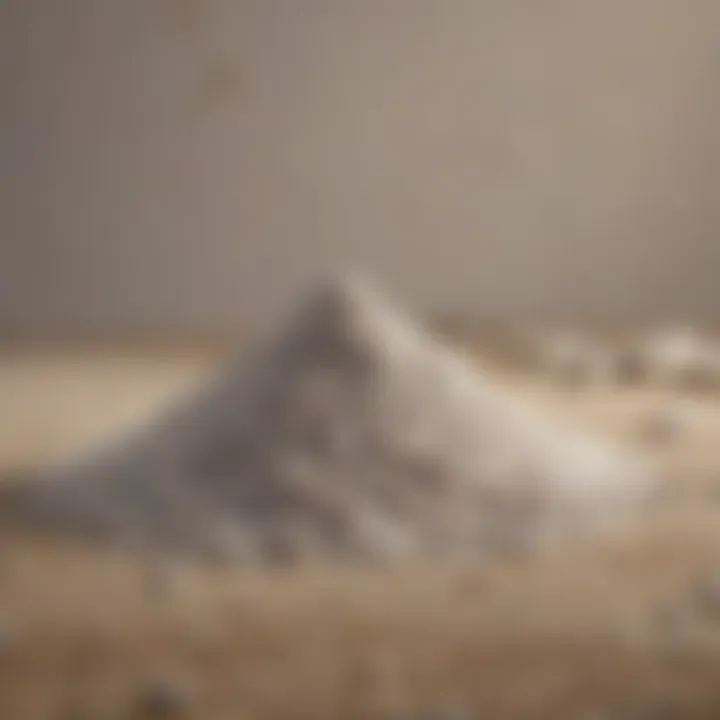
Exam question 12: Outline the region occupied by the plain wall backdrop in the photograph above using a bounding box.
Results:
[1,0,720,336]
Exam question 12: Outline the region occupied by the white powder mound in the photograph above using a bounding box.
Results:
[13,274,656,563]
[640,326,719,390]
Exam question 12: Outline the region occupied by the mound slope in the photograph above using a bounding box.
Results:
[10,275,655,562]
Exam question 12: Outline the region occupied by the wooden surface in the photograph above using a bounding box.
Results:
[0,350,218,473]
[3,347,720,717]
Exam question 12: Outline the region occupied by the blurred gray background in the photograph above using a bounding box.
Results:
[2,0,719,338]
